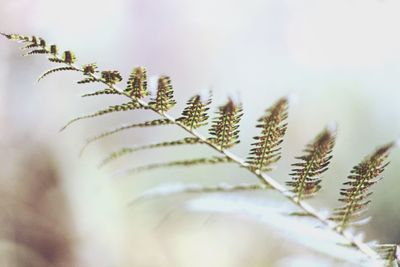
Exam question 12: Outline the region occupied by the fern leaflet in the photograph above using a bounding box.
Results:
[177,92,212,130]
[60,101,143,131]
[125,66,148,98]
[38,66,79,82]
[148,76,176,112]
[100,137,201,166]
[80,119,173,154]
[286,126,336,201]
[208,98,243,150]
[246,97,289,172]
[330,142,395,232]
[81,88,121,98]
[121,156,233,175]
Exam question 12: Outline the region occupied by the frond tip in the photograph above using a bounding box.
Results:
[330,142,395,232]
[246,97,289,172]
[286,126,336,201]
[208,98,243,150]
[177,92,212,129]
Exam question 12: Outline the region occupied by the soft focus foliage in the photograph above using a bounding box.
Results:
[1,1,400,267]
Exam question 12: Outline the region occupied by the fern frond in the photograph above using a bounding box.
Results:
[101,70,122,85]
[60,101,143,131]
[81,88,121,98]
[121,156,232,175]
[330,142,395,232]
[80,119,173,154]
[286,126,336,201]
[130,182,268,204]
[148,76,176,112]
[246,97,289,172]
[125,66,148,98]
[208,98,243,150]
[177,92,212,129]
[4,32,398,261]
[37,66,79,82]
[100,137,201,166]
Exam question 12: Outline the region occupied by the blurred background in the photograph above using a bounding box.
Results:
[0,0,399,266]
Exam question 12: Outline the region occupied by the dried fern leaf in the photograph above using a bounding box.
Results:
[330,142,395,232]
[37,66,79,82]
[148,76,176,112]
[100,137,201,166]
[208,98,243,150]
[122,156,233,175]
[125,66,148,98]
[177,92,212,129]
[60,101,143,131]
[130,182,268,204]
[246,97,289,172]
[81,88,121,98]
[80,119,173,154]
[286,126,336,201]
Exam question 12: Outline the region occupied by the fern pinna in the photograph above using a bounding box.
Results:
[2,33,399,266]
[287,126,336,201]
[330,142,395,232]
[246,97,288,172]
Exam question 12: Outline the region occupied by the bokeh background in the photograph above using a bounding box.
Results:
[0,0,399,266]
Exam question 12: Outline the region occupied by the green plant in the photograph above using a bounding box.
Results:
[2,33,399,267]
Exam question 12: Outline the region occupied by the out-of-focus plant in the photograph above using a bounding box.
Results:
[2,33,399,267]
